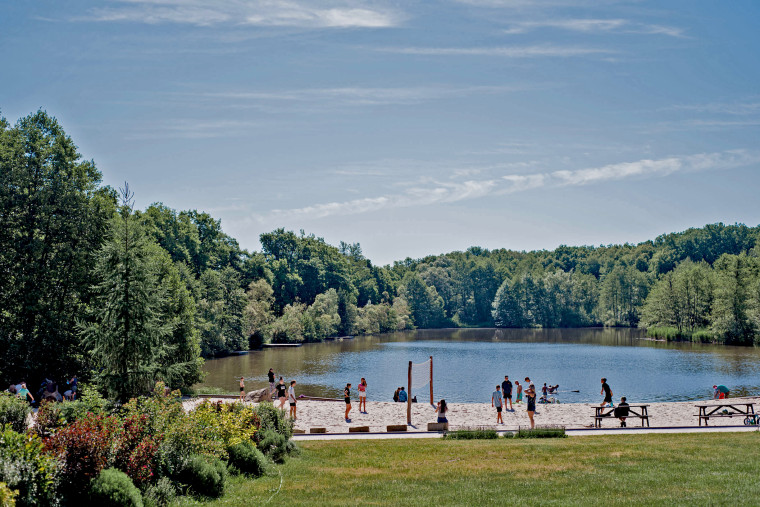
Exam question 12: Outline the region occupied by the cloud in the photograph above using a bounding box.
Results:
[503,18,685,37]
[78,0,402,28]
[669,99,760,116]
[379,45,613,58]
[126,119,263,139]
[261,150,759,220]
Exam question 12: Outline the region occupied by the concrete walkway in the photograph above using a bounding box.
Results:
[292,424,760,441]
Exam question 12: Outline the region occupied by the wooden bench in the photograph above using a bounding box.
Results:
[348,426,370,433]
[309,427,327,433]
[695,403,755,426]
[427,422,449,431]
[593,404,650,428]
[386,424,408,432]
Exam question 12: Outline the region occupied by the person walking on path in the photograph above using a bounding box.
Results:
[526,383,537,429]
[276,377,288,409]
[515,381,523,404]
[268,368,276,397]
[344,383,352,422]
[288,380,297,420]
[492,385,504,424]
[600,378,613,407]
[239,377,245,401]
[502,376,513,410]
[358,378,368,414]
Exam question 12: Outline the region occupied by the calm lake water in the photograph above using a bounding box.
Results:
[198,328,760,404]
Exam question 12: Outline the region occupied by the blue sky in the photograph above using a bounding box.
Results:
[2,0,759,265]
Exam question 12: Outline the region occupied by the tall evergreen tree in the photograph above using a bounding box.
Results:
[80,185,170,402]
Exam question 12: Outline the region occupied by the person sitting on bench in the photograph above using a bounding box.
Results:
[613,396,630,427]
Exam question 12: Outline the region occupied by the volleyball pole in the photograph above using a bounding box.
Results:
[407,360,412,425]
[429,355,434,407]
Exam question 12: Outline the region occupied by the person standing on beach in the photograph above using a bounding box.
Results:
[358,378,368,414]
[542,383,548,398]
[526,383,536,429]
[600,378,613,407]
[344,383,352,422]
[288,380,297,420]
[276,377,288,409]
[492,385,504,424]
[502,376,513,411]
[239,377,245,401]
[515,381,523,404]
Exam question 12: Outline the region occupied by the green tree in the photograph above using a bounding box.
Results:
[197,267,247,356]
[243,279,276,347]
[711,254,758,344]
[401,273,446,328]
[80,186,169,402]
[0,111,115,386]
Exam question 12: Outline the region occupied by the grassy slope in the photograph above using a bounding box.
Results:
[174,432,760,506]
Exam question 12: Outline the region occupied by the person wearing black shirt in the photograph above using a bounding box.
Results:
[600,378,613,407]
[502,376,513,410]
[613,396,630,427]
[276,377,287,409]
[344,383,352,422]
[268,368,275,395]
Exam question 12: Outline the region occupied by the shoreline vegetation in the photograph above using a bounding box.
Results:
[4,111,760,395]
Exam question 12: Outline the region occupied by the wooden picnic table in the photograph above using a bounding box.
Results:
[593,404,650,428]
[695,402,755,426]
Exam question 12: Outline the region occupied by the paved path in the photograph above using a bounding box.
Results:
[293,425,759,441]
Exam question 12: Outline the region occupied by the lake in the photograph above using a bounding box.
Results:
[197,328,760,404]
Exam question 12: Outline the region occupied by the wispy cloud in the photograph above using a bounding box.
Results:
[669,99,760,116]
[77,0,403,28]
[126,119,263,139]
[503,18,685,37]
[378,45,613,58]
[262,150,759,220]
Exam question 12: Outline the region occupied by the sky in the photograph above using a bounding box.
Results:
[2,0,759,265]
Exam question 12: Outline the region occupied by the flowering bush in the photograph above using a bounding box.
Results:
[0,427,61,506]
[43,414,119,495]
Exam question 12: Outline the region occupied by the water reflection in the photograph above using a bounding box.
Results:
[198,329,760,404]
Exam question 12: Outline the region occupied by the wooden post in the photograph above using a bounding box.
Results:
[407,360,412,425]
[429,355,434,406]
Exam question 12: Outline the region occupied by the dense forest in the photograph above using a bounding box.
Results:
[2,111,760,394]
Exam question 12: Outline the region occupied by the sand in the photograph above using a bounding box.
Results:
[183,396,760,433]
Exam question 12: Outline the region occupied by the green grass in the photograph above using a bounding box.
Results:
[171,432,760,506]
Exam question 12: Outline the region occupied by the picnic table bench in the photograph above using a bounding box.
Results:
[695,402,755,426]
[593,404,650,428]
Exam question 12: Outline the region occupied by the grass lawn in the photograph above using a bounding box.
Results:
[173,432,760,506]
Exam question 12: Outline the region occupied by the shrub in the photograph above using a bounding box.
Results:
[111,414,161,486]
[257,429,288,463]
[443,429,498,440]
[253,402,292,440]
[0,393,31,433]
[0,482,17,507]
[0,427,61,506]
[188,401,259,448]
[89,468,143,507]
[178,456,227,498]
[142,477,176,507]
[43,414,119,497]
[227,442,267,477]
[513,427,566,439]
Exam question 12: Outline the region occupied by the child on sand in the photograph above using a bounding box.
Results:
[344,383,352,422]
[492,385,504,424]
[515,381,523,404]
[276,378,288,409]
[288,380,297,420]
[358,378,367,414]
[239,377,245,401]
[600,378,613,407]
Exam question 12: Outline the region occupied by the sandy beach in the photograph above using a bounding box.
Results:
[184,396,760,434]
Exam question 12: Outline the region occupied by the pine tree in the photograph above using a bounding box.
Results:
[80,185,170,401]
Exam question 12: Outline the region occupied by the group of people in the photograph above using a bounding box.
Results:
[491,376,541,428]
[6,376,78,405]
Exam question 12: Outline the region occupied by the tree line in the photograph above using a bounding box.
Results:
[2,110,759,397]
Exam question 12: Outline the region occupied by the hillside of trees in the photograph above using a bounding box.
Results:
[2,110,760,394]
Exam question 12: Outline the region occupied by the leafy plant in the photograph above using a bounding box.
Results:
[0,393,31,433]
[142,477,176,507]
[512,427,566,438]
[227,442,267,477]
[443,428,498,440]
[0,427,61,506]
[177,456,227,498]
[0,481,17,507]
[89,468,143,507]
[257,429,288,464]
